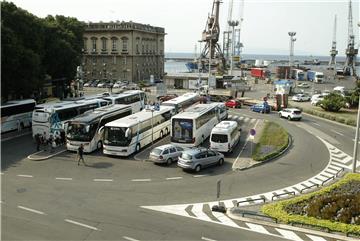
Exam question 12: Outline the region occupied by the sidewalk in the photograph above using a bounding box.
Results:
[232,119,266,170]
[27,145,67,161]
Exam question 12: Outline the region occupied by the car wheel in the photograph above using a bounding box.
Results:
[195,165,201,172]
[288,116,292,121]
[279,113,282,118]
[167,158,172,166]
[160,130,164,139]
[97,141,103,150]
[218,158,224,166]
[135,144,141,153]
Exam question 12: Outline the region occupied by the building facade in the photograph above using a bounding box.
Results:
[82,21,165,83]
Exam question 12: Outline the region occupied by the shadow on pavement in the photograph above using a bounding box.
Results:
[87,162,113,169]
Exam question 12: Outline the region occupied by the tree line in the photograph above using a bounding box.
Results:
[1,1,84,102]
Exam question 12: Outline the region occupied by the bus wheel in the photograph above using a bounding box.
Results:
[160,131,164,139]
[195,165,201,172]
[165,128,169,135]
[136,144,141,153]
[97,141,103,150]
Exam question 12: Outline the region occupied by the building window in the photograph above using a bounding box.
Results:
[92,38,97,52]
[136,38,140,54]
[113,56,116,64]
[83,38,88,51]
[101,38,107,51]
[92,57,97,64]
[112,39,117,51]
[142,43,144,54]
[122,37,128,52]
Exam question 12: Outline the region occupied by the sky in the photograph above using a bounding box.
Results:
[8,0,360,56]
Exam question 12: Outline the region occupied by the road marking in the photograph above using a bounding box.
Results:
[55,177,73,181]
[246,223,270,234]
[123,236,140,241]
[1,131,32,142]
[193,175,208,178]
[192,204,212,221]
[64,219,99,231]
[275,228,302,241]
[0,200,5,204]
[166,177,183,180]
[131,179,151,182]
[312,122,320,126]
[305,234,327,241]
[331,130,344,136]
[201,237,217,241]
[0,172,4,175]
[18,205,45,215]
[93,179,113,182]
[17,174,33,178]
[211,211,239,228]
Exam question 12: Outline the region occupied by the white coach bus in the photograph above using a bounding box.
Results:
[66,105,132,153]
[102,90,147,113]
[32,98,108,139]
[170,103,220,147]
[103,106,174,157]
[161,93,199,113]
[1,99,36,133]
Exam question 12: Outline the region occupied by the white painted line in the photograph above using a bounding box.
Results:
[0,200,5,204]
[131,179,151,182]
[93,179,113,182]
[55,177,73,181]
[228,115,233,119]
[275,228,302,241]
[238,116,244,121]
[0,172,4,175]
[305,234,327,241]
[64,219,99,231]
[17,174,33,178]
[201,237,217,241]
[192,204,212,222]
[250,119,256,124]
[166,177,183,180]
[18,205,45,215]
[244,117,250,122]
[312,122,321,126]
[193,175,208,178]
[123,236,140,241]
[245,223,270,234]
[211,211,239,228]
[331,130,344,136]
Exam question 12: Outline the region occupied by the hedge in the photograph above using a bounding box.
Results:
[261,173,360,235]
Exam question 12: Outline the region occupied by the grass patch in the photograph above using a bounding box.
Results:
[261,173,360,235]
[252,121,289,162]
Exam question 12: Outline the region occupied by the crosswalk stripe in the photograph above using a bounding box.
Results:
[305,234,327,241]
[212,212,239,228]
[222,200,235,208]
[246,223,271,234]
[228,115,233,119]
[191,204,212,222]
[332,156,352,164]
[275,228,303,241]
[250,119,256,124]
[244,117,250,122]
[238,117,244,121]
[325,169,338,175]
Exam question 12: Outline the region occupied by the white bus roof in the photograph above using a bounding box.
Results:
[69,104,131,123]
[102,90,144,100]
[34,99,106,112]
[212,121,238,134]
[172,103,218,119]
[161,93,199,106]
[105,106,174,128]
[1,99,35,107]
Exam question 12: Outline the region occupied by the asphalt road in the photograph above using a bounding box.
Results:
[1,107,353,241]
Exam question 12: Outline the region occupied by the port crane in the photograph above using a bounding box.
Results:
[328,15,338,70]
[199,0,226,72]
[343,0,358,76]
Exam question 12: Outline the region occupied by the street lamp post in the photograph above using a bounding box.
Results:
[228,20,239,76]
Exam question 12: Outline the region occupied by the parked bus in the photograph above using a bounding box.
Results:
[1,99,36,133]
[32,98,108,139]
[171,103,221,147]
[102,90,146,113]
[103,106,174,157]
[210,121,241,153]
[161,93,199,113]
[66,105,132,153]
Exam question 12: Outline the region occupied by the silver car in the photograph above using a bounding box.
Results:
[177,148,225,172]
[149,144,184,165]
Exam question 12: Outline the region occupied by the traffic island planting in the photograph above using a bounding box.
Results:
[252,121,289,162]
[261,173,360,236]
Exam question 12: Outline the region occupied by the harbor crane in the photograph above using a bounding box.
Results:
[343,0,358,76]
[328,15,338,70]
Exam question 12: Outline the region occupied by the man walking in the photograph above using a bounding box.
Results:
[35,133,41,151]
[77,144,86,166]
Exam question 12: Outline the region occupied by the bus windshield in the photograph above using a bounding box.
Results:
[172,118,193,143]
[104,126,131,146]
[67,122,96,142]
[32,110,51,123]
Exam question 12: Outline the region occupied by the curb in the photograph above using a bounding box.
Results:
[233,134,293,171]
[302,111,356,130]
[27,149,67,161]
[226,209,358,241]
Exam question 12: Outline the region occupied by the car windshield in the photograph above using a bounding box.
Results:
[181,153,192,160]
[104,126,131,146]
[151,148,162,155]
[211,134,228,143]
[294,111,301,114]
[67,122,95,142]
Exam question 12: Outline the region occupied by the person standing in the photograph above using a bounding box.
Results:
[35,134,41,151]
[77,144,86,166]
[48,134,54,153]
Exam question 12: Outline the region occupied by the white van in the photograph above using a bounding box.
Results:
[210,121,241,153]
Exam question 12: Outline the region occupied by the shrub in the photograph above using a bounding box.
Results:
[319,93,346,112]
[346,119,357,126]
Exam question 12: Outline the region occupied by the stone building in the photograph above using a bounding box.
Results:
[82,21,165,83]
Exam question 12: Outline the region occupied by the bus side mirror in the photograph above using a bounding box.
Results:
[125,128,131,138]
[239,128,242,132]
[98,126,104,135]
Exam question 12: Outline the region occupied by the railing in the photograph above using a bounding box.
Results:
[237,197,266,207]
[300,184,319,193]
[290,221,330,233]
[321,176,335,186]
[271,191,296,201]
[335,167,344,177]
[240,211,278,223]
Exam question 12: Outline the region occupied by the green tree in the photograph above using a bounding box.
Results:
[320,93,346,112]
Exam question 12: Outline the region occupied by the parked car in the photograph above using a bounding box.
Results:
[225,99,242,108]
[292,94,311,102]
[297,83,310,88]
[311,94,324,106]
[149,144,184,165]
[322,90,331,96]
[250,103,271,113]
[97,81,107,88]
[90,80,100,87]
[113,81,123,88]
[278,108,302,121]
[177,148,225,172]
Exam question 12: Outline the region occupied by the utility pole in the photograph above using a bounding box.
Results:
[228,20,239,76]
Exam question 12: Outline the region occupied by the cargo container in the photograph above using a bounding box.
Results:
[307,71,324,83]
[291,69,305,81]
[251,68,266,79]
[275,66,291,79]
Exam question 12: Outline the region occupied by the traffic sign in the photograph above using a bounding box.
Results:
[250,128,256,136]
[216,180,221,199]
